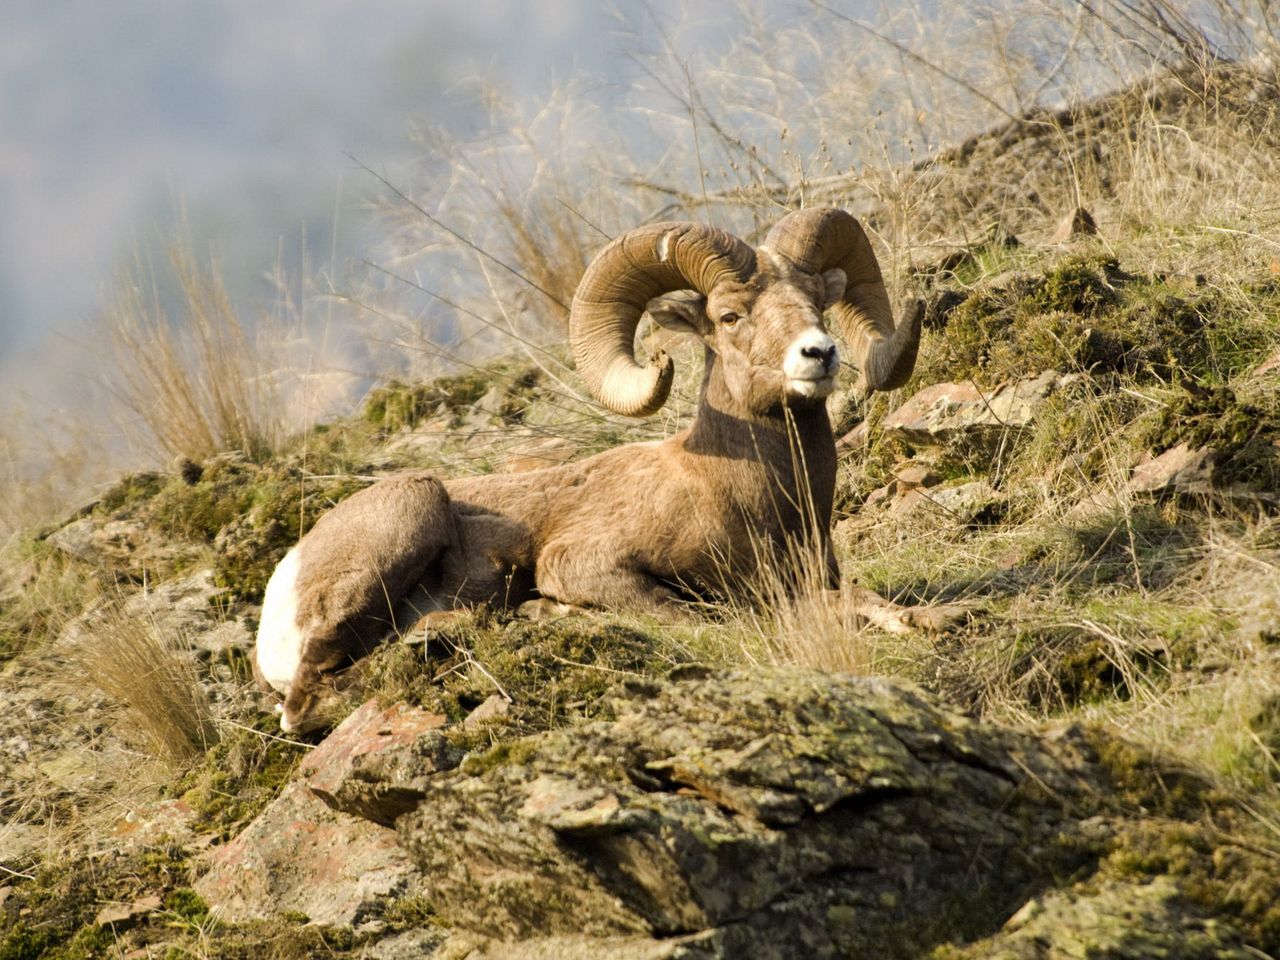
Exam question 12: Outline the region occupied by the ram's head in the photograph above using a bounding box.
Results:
[569,208,923,417]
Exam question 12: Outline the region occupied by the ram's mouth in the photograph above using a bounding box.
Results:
[786,375,836,400]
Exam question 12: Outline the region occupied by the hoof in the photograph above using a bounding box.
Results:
[898,603,968,634]
[517,598,584,621]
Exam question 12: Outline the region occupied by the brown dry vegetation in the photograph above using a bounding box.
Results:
[2,1,1280,957]
[109,241,283,467]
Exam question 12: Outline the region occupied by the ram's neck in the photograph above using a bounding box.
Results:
[684,354,837,531]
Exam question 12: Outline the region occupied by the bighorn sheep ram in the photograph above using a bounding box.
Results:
[256,207,928,732]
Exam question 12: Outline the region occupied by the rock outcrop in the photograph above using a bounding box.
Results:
[881,370,1073,458]
[194,779,423,928]
[391,667,1103,957]
[191,665,1271,959]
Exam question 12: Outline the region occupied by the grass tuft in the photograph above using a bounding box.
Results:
[75,606,219,764]
[109,240,282,466]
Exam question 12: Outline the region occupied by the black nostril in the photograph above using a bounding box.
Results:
[801,344,837,365]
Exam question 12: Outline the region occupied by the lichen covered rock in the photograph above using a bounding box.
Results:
[396,668,1108,957]
[194,779,423,927]
[300,698,456,826]
[881,370,1072,460]
[380,667,1279,959]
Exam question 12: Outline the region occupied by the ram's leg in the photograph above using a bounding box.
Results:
[838,586,964,634]
[437,513,537,608]
[535,540,691,619]
[257,472,459,733]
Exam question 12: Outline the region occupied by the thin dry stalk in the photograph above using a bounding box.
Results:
[76,606,219,764]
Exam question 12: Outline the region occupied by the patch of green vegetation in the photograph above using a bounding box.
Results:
[962,586,1218,716]
[1100,817,1280,953]
[1147,382,1280,491]
[364,361,541,433]
[460,738,541,775]
[381,893,444,932]
[1086,727,1219,819]
[0,845,192,960]
[163,888,209,925]
[93,472,167,517]
[1003,380,1154,498]
[357,609,685,747]
[970,620,1161,712]
[0,923,54,960]
[1024,255,1125,315]
[47,926,113,960]
[158,920,362,960]
[131,457,365,602]
[170,711,305,838]
[915,255,1275,391]
[1055,637,1129,704]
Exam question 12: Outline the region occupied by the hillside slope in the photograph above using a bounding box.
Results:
[2,62,1279,959]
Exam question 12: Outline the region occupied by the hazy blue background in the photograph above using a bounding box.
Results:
[0,0,719,408]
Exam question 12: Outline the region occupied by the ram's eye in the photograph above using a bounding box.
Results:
[719,312,740,326]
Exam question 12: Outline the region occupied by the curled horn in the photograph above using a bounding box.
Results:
[569,222,755,417]
[765,208,921,392]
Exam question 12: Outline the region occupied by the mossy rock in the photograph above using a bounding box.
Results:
[915,255,1272,390]
[1020,255,1126,316]
[1095,814,1280,953]
[1148,383,1280,491]
[355,609,684,748]
[389,666,1280,958]
[363,361,542,433]
[94,456,366,603]
[93,472,167,517]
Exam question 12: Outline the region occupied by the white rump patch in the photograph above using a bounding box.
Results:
[255,546,304,697]
[783,328,838,398]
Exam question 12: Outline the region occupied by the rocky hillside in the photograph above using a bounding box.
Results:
[2,64,1280,959]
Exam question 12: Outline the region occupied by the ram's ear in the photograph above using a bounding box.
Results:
[645,290,708,336]
[819,268,847,311]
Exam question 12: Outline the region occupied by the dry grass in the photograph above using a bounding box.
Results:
[0,423,103,542]
[74,605,220,764]
[110,240,282,466]
[730,536,878,675]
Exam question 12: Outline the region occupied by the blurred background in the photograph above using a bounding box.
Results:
[0,1,650,414]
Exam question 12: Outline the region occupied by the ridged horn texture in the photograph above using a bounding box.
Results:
[570,222,755,416]
[765,208,921,392]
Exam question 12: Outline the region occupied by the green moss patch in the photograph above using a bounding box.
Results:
[1148,382,1280,491]
[356,609,688,750]
[1099,815,1280,953]
[93,472,167,516]
[915,255,1275,390]
[0,845,190,960]
[84,458,365,603]
[363,361,542,434]
[169,711,307,839]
